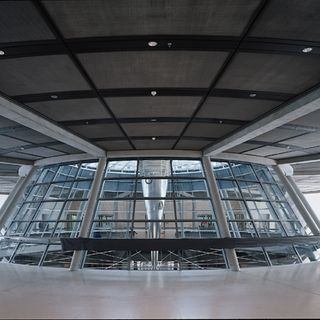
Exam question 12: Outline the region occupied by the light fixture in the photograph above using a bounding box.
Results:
[167,42,172,48]
[151,137,157,141]
[302,47,313,53]
[151,91,157,96]
[20,146,25,150]
[249,93,256,98]
[50,94,58,99]
[219,120,223,124]
[148,41,158,47]
[150,118,157,122]
[0,50,5,56]
[85,121,89,125]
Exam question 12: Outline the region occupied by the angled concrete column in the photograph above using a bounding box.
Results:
[287,175,320,230]
[0,165,36,230]
[273,166,319,235]
[202,156,240,271]
[70,157,106,271]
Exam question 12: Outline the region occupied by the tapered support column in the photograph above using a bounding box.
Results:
[202,156,240,271]
[287,175,320,230]
[273,166,319,235]
[70,157,106,271]
[0,165,36,229]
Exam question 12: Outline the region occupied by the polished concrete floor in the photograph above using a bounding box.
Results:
[1,262,320,319]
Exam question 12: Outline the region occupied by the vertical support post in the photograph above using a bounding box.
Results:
[70,157,106,271]
[287,175,320,230]
[202,156,240,271]
[0,165,36,229]
[273,166,319,235]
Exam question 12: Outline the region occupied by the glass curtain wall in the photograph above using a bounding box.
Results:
[1,161,98,267]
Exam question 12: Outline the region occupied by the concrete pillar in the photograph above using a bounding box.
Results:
[70,157,106,271]
[0,165,37,230]
[202,156,240,271]
[287,175,320,230]
[273,166,319,235]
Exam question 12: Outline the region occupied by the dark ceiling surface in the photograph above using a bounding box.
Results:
[1,0,320,161]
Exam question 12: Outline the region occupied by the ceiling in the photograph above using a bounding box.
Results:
[0,0,320,162]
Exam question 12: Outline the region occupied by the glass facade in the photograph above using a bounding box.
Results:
[0,158,319,270]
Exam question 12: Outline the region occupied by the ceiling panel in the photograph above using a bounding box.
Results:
[216,52,320,94]
[0,136,29,149]
[0,55,90,96]
[5,129,55,144]
[133,139,176,150]
[0,116,19,129]
[123,123,184,137]
[69,123,124,139]
[270,150,309,160]
[19,147,65,158]
[28,98,110,122]
[44,0,260,38]
[95,140,133,151]
[280,133,320,149]
[175,139,211,150]
[49,144,82,154]
[106,96,201,118]
[184,123,239,138]
[249,0,320,42]
[254,128,307,143]
[79,51,228,89]
[244,146,288,157]
[0,1,54,43]
[4,152,40,160]
[197,97,279,121]
[290,110,320,129]
[227,142,263,153]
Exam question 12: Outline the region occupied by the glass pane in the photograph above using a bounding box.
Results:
[0,240,18,262]
[273,202,298,220]
[222,200,250,220]
[282,221,305,236]
[263,184,286,201]
[14,202,38,221]
[6,221,29,236]
[172,160,204,177]
[253,164,275,183]
[180,249,226,269]
[38,166,58,183]
[217,180,241,199]
[173,179,209,198]
[77,162,97,179]
[69,180,92,199]
[25,221,56,238]
[59,200,87,221]
[228,221,257,238]
[236,247,269,267]
[54,164,79,181]
[26,184,49,202]
[53,221,81,238]
[254,221,285,237]
[45,182,72,200]
[11,243,46,265]
[136,178,173,198]
[84,250,130,270]
[42,244,73,268]
[295,244,320,263]
[105,160,137,178]
[239,181,267,200]
[33,201,64,221]
[265,245,301,265]
[247,201,278,220]
[138,160,171,177]
[231,163,257,181]
[211,161,233,179]
[100,179,136,198]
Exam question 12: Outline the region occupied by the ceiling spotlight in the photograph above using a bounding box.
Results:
[20,146,25,150]
[151,137,157,141]
[302,47,313,53]
[50,94,58,99]
[167,42,172,48]
[151,91,157,96]
[150,118,157,122]
[0,50,5,55]
[85,121,89,125]
[148,41,158,47]
[219,120,223,124]
[249,93,256,98]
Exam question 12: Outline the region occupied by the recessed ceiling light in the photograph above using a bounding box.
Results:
[0,50,5,55]
[151,91,157,96]
[249,93,256,98]
[148,41,158,47]
[219,120,223,124]
[85,121,89,125]
[150,118,157,122]
[302,47,313,53]
[50,95,58,99]
[167,42,172,48]
[20,146,25,150]
[151,137,157,141]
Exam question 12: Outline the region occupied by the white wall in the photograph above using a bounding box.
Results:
[305,193,320,219]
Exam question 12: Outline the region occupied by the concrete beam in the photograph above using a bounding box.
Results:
[204,86,320,156]
[214,152,276,166]
[34,153,97,167]
[0,93,105,157]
